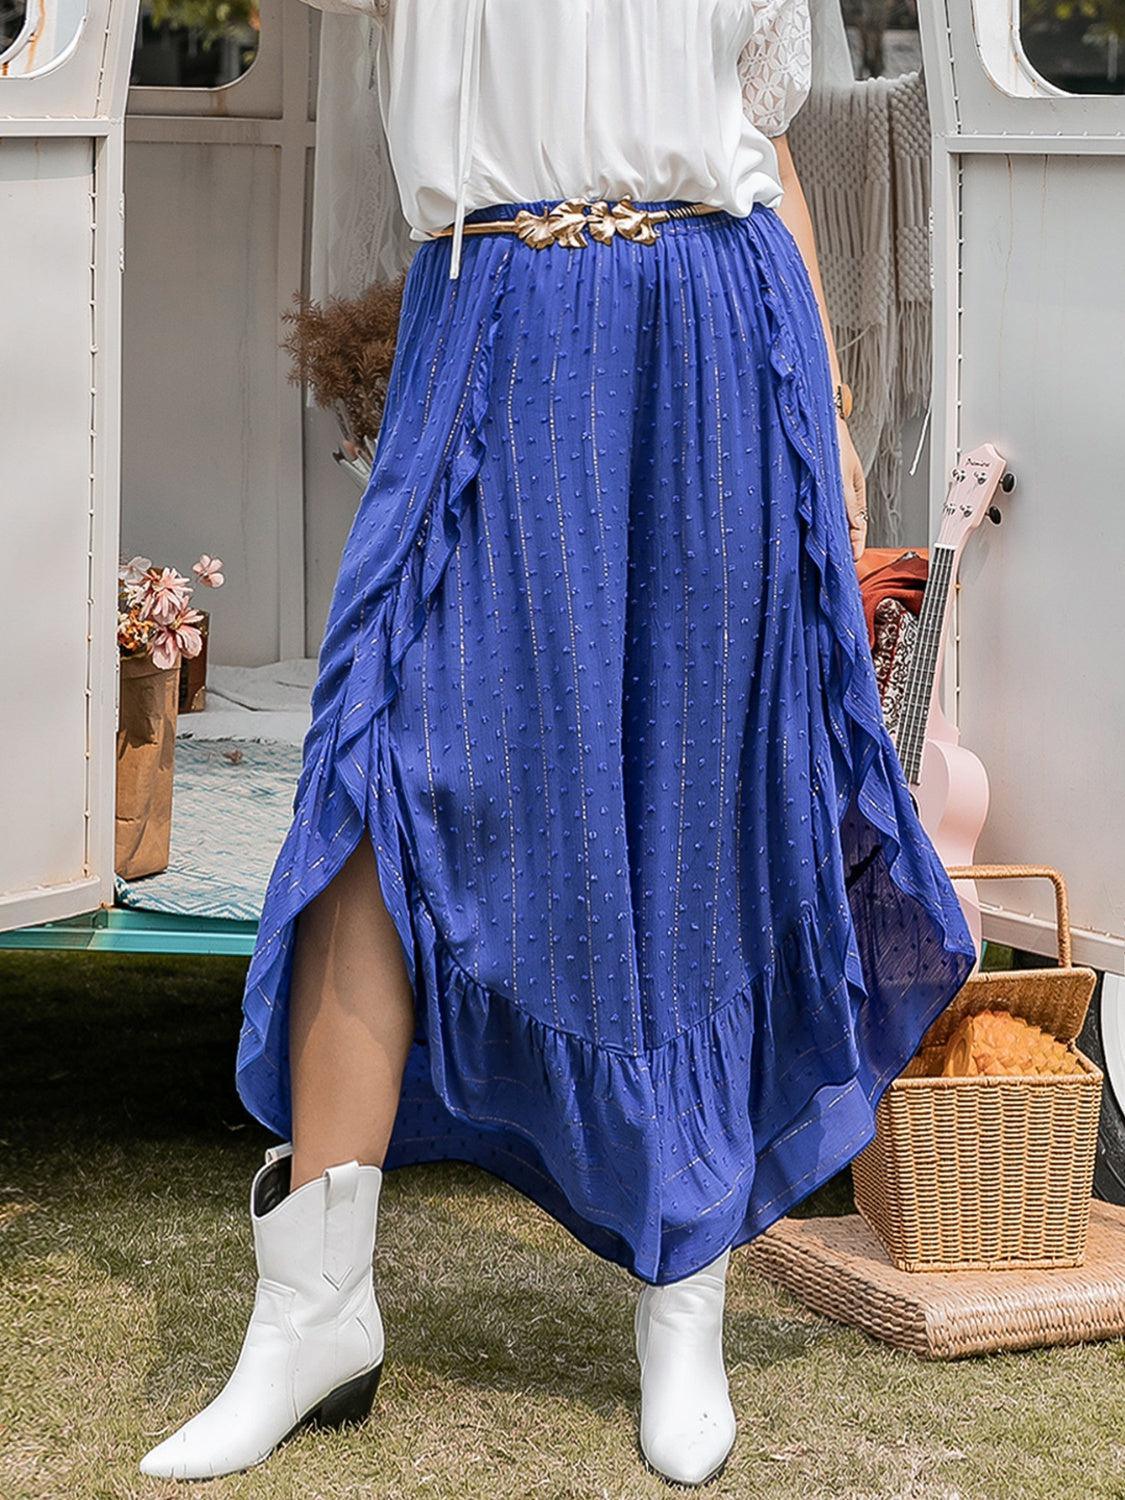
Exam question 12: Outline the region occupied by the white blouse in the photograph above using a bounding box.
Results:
[304,0,813,278]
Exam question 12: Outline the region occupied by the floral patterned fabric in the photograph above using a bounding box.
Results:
[870,598,920,738]
[740,0,813,138]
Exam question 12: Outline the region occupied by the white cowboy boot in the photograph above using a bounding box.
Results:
[635,1248,736,1486]
[140,1142,385,1481]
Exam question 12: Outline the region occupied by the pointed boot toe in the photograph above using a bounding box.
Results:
[639,1406,736,1488]
[139,1420,225,1482]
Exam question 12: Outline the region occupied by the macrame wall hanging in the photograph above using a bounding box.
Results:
[788,0,934,546]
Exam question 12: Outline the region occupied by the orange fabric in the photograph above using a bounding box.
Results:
[857,546,928,649]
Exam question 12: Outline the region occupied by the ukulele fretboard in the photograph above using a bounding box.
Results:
[893,544,956,785]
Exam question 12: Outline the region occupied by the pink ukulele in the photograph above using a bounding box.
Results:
[892,443,1014,954]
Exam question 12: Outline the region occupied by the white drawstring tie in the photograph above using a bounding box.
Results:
[449,0,486,279]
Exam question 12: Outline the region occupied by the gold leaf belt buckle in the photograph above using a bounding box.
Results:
[512,197,664,251]
[431,199,720,253]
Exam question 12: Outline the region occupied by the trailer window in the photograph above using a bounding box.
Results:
[1020,0,1125,95]
[0,0,27,54]
[131,0,259,89]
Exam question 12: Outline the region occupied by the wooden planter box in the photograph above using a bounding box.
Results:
[177,608,209,714]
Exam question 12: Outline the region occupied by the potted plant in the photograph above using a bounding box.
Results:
[115,553,224,879]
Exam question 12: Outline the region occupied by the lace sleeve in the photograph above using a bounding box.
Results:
[296,0,386,16]
[738,0,813,138]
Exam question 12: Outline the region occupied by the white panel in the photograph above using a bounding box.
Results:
[955,1,1125,137]
[298,129,355,655]
[303,403,363,654]
[0,0,136,930]
[126,0,288,120]
[893,412,931,549]
[122,141,283,666]
[0,139,96,895]
[954,153,1125,955]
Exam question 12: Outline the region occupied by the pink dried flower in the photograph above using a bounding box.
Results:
[118,550,222,664]
[119,555,152,590]
[192,554,225,589]
[138,568,193,625]
[150,607,205,671]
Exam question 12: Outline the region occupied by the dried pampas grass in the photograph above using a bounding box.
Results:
[281,276,406,455]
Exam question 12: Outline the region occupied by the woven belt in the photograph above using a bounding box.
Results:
[431,197,724,253]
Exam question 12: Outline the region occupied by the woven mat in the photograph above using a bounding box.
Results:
[744,1201,1125,1359]
[115,738,303,922]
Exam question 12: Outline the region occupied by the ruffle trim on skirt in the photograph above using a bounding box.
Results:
[236,246,512,1121]
[747,220,975,990]
[236,212,978,1285]
[334,273,507,793]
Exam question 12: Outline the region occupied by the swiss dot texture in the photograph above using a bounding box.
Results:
[236,201,977,1285]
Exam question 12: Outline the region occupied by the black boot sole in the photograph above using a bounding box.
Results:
[299,1359,384,1433]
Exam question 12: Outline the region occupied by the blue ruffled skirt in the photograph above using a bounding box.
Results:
[236,199,977,1284]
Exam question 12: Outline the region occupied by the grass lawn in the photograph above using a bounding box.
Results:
[2,946,1124,1500]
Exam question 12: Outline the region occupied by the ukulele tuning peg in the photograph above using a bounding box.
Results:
[1000,470,1016,492]
[987,505,1003,524]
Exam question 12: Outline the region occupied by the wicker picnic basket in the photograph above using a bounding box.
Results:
[852,864,1102,1273]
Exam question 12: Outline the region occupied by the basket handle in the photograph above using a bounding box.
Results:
[943,863,1071,967]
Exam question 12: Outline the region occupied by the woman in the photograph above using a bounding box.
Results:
[141,0,977,1487]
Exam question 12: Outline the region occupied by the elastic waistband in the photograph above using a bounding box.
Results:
[430,198,736,265]
[460,197,727,225]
